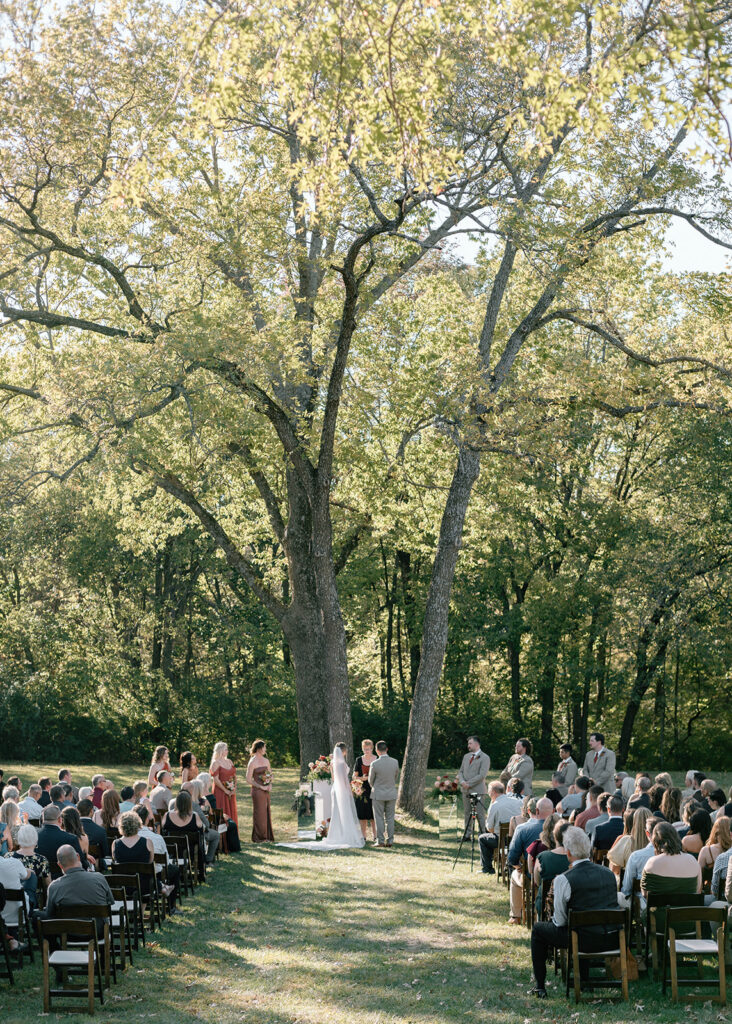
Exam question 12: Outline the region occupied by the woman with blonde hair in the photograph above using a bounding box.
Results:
[0,800,21,848]
[655,772,673,789]
[698,815,731,871]
[621,776,635,803]
[608,806,651,880]
[211,741,237,825]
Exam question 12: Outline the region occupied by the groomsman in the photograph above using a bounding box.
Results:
[500,738,534,796]
[554,744,578,797]
[458,736,491,836]
[579,732,616,792]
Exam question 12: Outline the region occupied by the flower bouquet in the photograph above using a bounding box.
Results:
[224,779,236,794]
[351,778,365,798]
[431,775,460,802]
[316,818,330,840]
[307,755,332,782]
[260,770,273,786]
[293,784,312,816]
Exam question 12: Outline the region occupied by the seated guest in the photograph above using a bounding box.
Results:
[699,778,716,810]
[162,791,206,882]
[575,785,604,831]
[680,770,698,800]
[530,826,621,999]
[648,783,668,819]
[500,738,534,796]
[59,784,75,807]
[1,784,19,805]
[507,798,554,925]
[119,787,136,813]
[6,823,50,907]
[49,784,66,809]
[544,775,564,808]
[112,811,155,894]
[132,781,154,815]
[693,773,712,812]
[710,845,731,902]
[698,816,731,871]
[94,789,121,832]
[36,845,113,935]
[708,788,727,822]
[609,807,651,882]
[642,822,701,912]
[612,772,628,802]
[182,780,220,864]
[180,751,199,784]
[197,772,216,810]
[36,805,87,879]
[60,806,90,863]
[628,776,652,809]
[91,775,106,810]
[509,796,534,838]
[620,815,661,902]
[77,799,110,863]
[78,786,93,802]
[18,785,45,822]
[136,805,178,909]
[558,776,590,819]
[682,808,712,857]
[478,781,523,874]
[654,772,673,789]
[0,844,32,949]
[150,771,174,814]
[620,775,636,804]
[148,746,172,789]
[0,799,21,848]
[593,795,625,851]
[37,778,52,808]
[57,769,79,803]
[660,787,682,829]
[527,813,560,874]
[585,794,611,839]
[534,820,570,915]
[6,776,20,792]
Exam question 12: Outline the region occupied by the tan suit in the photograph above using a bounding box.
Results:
[580,747,616,792]
[500,753,534,796]
[554,757,578,797]
[457,749,491,833]
[368,754,400,844]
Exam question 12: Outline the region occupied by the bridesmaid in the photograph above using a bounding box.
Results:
[180,751,199,784]
[148,745,171,789]
[246,739,274,843]
[353,738,377,842]
[210,741,238,826]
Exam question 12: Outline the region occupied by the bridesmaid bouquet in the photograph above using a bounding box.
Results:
[261,770,273,786]
[316,818,330,840]
[306,755,332,782]
[351,778,364,797]
[431,775,460,802]
[224,779,236,794]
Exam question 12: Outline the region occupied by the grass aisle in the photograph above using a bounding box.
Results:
[2,765,727,1023]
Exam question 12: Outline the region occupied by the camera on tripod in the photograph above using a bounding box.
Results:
[469,793,483,806]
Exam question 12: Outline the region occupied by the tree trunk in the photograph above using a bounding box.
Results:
[396,549,421,691]
[397,445,481,817]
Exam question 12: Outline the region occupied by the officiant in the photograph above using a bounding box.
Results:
[457,736,491,836]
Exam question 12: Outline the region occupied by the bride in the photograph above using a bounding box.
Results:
[321,744,365,849]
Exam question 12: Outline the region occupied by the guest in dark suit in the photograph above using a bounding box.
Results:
[592,796,625,850]
[35,806,86,878]
[38,778,52,808]
[35,846,113,937]
[77,799,110,868]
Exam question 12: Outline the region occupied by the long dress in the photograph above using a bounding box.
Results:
[213,763,238,825]
[251,767,274,843]
[353,755,375,821]
[321,748,365,849]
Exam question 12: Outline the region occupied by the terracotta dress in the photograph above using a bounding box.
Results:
[213,763,238,825]
[251,767,274,843]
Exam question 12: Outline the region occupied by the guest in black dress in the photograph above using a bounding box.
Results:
[353,739,378,842]
[112,810,155,895]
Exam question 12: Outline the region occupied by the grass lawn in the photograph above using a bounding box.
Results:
[1,762,729,1024]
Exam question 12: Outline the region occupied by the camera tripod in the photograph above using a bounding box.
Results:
[452,793,484,871]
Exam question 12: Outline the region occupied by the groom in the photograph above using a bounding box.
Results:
[368,741,400,847]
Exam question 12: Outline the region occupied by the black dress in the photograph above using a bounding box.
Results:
[353,756,375,821]
[113,836,152,894]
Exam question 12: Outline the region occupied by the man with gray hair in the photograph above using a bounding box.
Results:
[478,780,522,874]
[530,826,620,999]
[18,784,45,820]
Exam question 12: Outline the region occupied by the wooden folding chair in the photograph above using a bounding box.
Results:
[40,918,104,1015]
[106,873,145,950]
[213,809,229,855]
[164,836,194,897]
[522,862,535,930]
[497,823,510,887]
[0,929,14,985]
[646,893,704,979]
[566,909,630,1003]
[114,863,163,931]
[108,884,133,969]
[2,887,35,965]
[591,848,609,866]
[663,906,726,1004]
[58,904,115,989]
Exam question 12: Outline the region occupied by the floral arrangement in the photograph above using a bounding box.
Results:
[431,775,460,802]
[293,784,312,816]
[316,818,330,840]
[307,755,332,782]
[260,770,273,786]
[351,778,365,798]
[224,778,236,794]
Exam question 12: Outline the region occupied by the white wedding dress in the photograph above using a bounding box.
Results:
[277,745,365,851]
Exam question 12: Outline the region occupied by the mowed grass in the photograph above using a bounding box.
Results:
[1,762,729,1024]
